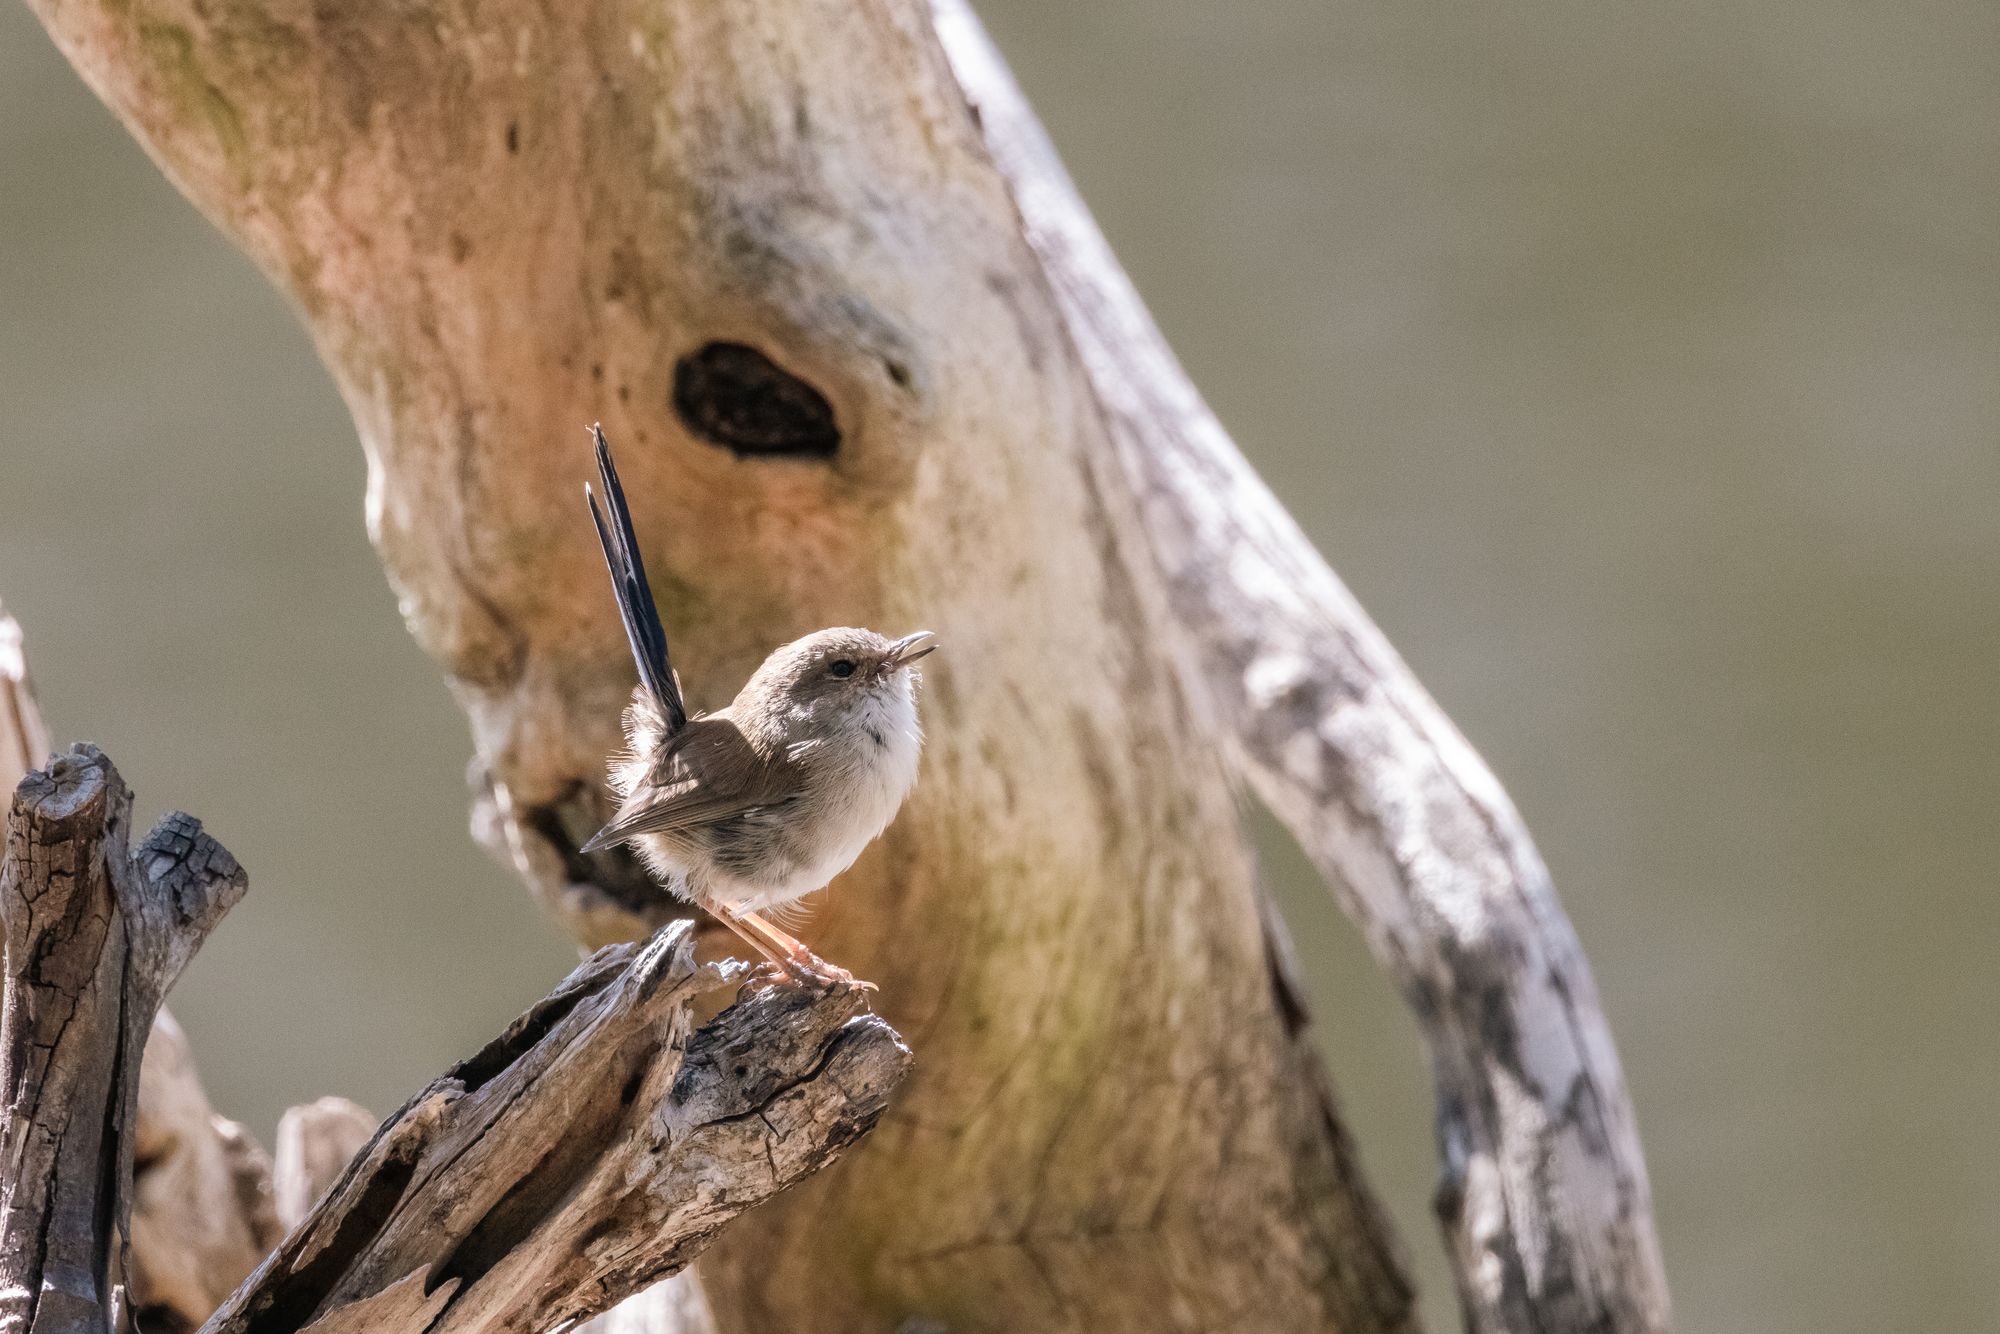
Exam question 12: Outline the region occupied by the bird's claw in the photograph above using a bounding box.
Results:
[782,944,877,992]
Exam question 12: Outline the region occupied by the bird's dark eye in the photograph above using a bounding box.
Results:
[828,659,857,679]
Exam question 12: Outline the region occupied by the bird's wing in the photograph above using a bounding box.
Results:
[583,785,797,850]
[585,425,689,733]
[581,716,795,852]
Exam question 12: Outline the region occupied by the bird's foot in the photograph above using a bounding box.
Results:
[783,943,877,992]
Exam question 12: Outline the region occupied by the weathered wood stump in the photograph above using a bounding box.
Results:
[0,745,247,1333]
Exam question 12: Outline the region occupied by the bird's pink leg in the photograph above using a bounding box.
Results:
[724,906,874,991]
[705,904,792,969]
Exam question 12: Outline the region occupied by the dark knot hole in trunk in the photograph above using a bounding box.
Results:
[672,341,841,459]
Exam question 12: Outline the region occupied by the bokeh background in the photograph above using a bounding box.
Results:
[4,3,1995,1331]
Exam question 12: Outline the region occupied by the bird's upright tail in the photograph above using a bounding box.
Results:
[584,425,689,734]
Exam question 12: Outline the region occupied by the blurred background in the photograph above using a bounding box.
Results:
[3,3,1995,1330]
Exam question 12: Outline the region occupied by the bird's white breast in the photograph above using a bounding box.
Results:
[732,683,923,910]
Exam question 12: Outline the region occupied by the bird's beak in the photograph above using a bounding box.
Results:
[884,630,938,671]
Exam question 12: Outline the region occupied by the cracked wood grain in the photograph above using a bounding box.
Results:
[0,744,248,1334]
[0,603,900,1334]
[201,922,910,1334]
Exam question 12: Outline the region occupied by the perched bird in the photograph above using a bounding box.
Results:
[579,426,933,986]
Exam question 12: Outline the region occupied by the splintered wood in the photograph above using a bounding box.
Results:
[203,927,908,1334]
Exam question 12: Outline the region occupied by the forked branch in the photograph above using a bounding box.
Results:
[934,5,1672,1328]
[0,603,280,1334]
[0,744,248,1333]
[13,0,1671,1325]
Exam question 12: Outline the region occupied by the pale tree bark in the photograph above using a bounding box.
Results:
[928,10,1672,1330]
[21,3,1671,1333]
[0,599,50,788]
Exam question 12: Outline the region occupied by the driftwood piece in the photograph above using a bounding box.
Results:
[933,8,1673,1330]
[0,745,248,1334]
[131,1013,283,1333]
[203,923,910,1334]
[265,1103,723,1334]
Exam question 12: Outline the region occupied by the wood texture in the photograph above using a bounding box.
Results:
[202,924,910,1334]
[0,606,903,1334]
[0,745,248,1334]
[931,8,1675,1330]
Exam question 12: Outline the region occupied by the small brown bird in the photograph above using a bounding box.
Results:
[579,427,933,986]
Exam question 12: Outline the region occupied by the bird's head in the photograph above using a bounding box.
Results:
[735,627,936,737]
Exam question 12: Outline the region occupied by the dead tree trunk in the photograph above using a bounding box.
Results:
[22,2,1671,1330]
[269,1100,376,1234]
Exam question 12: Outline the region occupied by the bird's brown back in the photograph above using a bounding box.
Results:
[607,710,802,844]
